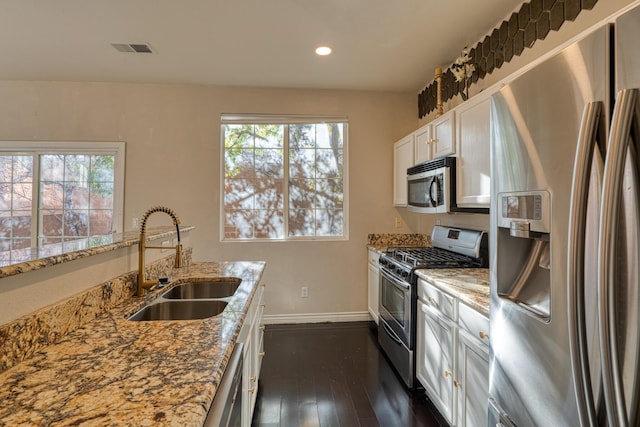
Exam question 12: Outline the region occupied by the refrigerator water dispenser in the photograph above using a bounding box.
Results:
[496,191,551,321]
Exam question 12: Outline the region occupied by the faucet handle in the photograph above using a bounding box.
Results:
[174,244,184,268]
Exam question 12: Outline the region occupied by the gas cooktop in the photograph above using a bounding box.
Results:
[380,226,489,273]
[385,246,485,269]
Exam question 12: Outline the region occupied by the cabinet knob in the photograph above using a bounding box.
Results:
[259,325,266,331]
[261,283,266,287]
[250,376,256,382]
[248,387,255,394]
[428,296,436,304]
[479,331,489,340]
[454,380,461,388]
[259,351,266,357]
[444,370,452,378]
[260,303,266,308]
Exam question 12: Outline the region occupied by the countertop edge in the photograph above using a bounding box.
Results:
[414,268,490,317]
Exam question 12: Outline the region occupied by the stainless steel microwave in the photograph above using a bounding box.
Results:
[406,157,489,214]
[406,157,453,213]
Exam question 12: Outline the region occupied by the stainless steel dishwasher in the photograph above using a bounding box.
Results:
[203,343,244,427]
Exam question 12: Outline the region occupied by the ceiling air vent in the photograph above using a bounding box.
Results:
[111,43,154,53]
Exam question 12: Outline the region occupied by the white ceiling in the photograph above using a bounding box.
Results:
[0,0,524,92]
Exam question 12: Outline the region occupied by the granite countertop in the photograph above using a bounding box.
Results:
[366,233,430,253]
[0,261,265,426]
[414,268,489,316]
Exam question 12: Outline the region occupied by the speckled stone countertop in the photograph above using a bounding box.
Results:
[415,268,489,316]
[367,233,430,252]
[0,261,265,427]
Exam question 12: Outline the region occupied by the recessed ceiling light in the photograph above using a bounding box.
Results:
[315,46,332,56]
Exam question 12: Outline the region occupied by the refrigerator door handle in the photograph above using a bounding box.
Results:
[598,88,640,427]
[568,101,603,427]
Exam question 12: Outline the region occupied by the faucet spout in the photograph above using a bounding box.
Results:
[137,206,184,296]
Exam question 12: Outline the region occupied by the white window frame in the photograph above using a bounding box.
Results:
[220,114,349,242]
[0,141,126,248]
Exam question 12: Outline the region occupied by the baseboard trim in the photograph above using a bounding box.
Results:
[263,311,370,325]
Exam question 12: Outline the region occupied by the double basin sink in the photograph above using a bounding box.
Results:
[128,278,241,321]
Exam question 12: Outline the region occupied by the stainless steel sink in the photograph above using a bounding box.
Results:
[128,300,228,321]
[161,279,241,299]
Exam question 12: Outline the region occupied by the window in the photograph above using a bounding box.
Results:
[221,115,348,241]
[0,142,125,260]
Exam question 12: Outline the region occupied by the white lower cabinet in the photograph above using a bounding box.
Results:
[238,282,266,426]
[456,329,489,427]
[416,278,489,427]
[417,300,456,424]
[367,249,380,324]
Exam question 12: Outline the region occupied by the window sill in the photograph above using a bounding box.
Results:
[0,225,195,279]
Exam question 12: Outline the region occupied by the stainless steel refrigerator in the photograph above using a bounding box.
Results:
[489,5,640,426]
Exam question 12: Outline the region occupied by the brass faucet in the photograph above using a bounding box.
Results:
[137,206,184,296]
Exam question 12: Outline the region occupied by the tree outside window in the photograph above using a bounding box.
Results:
[222,118,347,241]
[0,142,124,264]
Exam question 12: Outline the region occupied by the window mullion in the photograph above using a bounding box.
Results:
[32,154,40,248]
[283,124,290,240]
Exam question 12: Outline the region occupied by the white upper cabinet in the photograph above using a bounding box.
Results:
[393,134,415,206]
[414,123,432,165]
[432,111,455,159]
[414,110,455,165]
[455,90,493,209]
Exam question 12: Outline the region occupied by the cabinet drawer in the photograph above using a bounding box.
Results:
[368,249,381,265]
[459,302,489,345]
[418,278,456,321]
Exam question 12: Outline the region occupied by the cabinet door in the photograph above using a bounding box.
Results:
[416,300,456,424]
[431,111,455,159]
[367,262,380,324]
[393,135,414,206]
[456,330,489,427]
[240,283,265,427]
[414,123,432,165]
[455,94,491,208]
[241,320,255,427]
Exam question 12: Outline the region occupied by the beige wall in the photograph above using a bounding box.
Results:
[0,83,415,322]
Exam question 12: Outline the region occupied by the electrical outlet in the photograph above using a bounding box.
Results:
[301,286,309,298]
[161,240,170,252]
[395,216,403,228]
[132,217,139,229]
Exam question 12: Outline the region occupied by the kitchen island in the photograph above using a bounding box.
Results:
[0,261,265,426]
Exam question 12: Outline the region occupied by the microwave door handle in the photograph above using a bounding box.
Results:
[429,177,439,207]
[567,101,602,427]
[598,88,640,427]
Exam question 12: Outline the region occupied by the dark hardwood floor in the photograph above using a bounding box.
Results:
[251,321,447,427]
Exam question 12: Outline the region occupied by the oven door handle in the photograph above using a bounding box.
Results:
[382,321,404,346]
[381,268,410,290]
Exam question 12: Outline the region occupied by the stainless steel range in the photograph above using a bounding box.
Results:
[378,225,488,389]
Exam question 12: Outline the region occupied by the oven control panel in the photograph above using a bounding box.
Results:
[431,225,487,259]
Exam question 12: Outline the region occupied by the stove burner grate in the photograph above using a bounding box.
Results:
[388,247,483,269]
